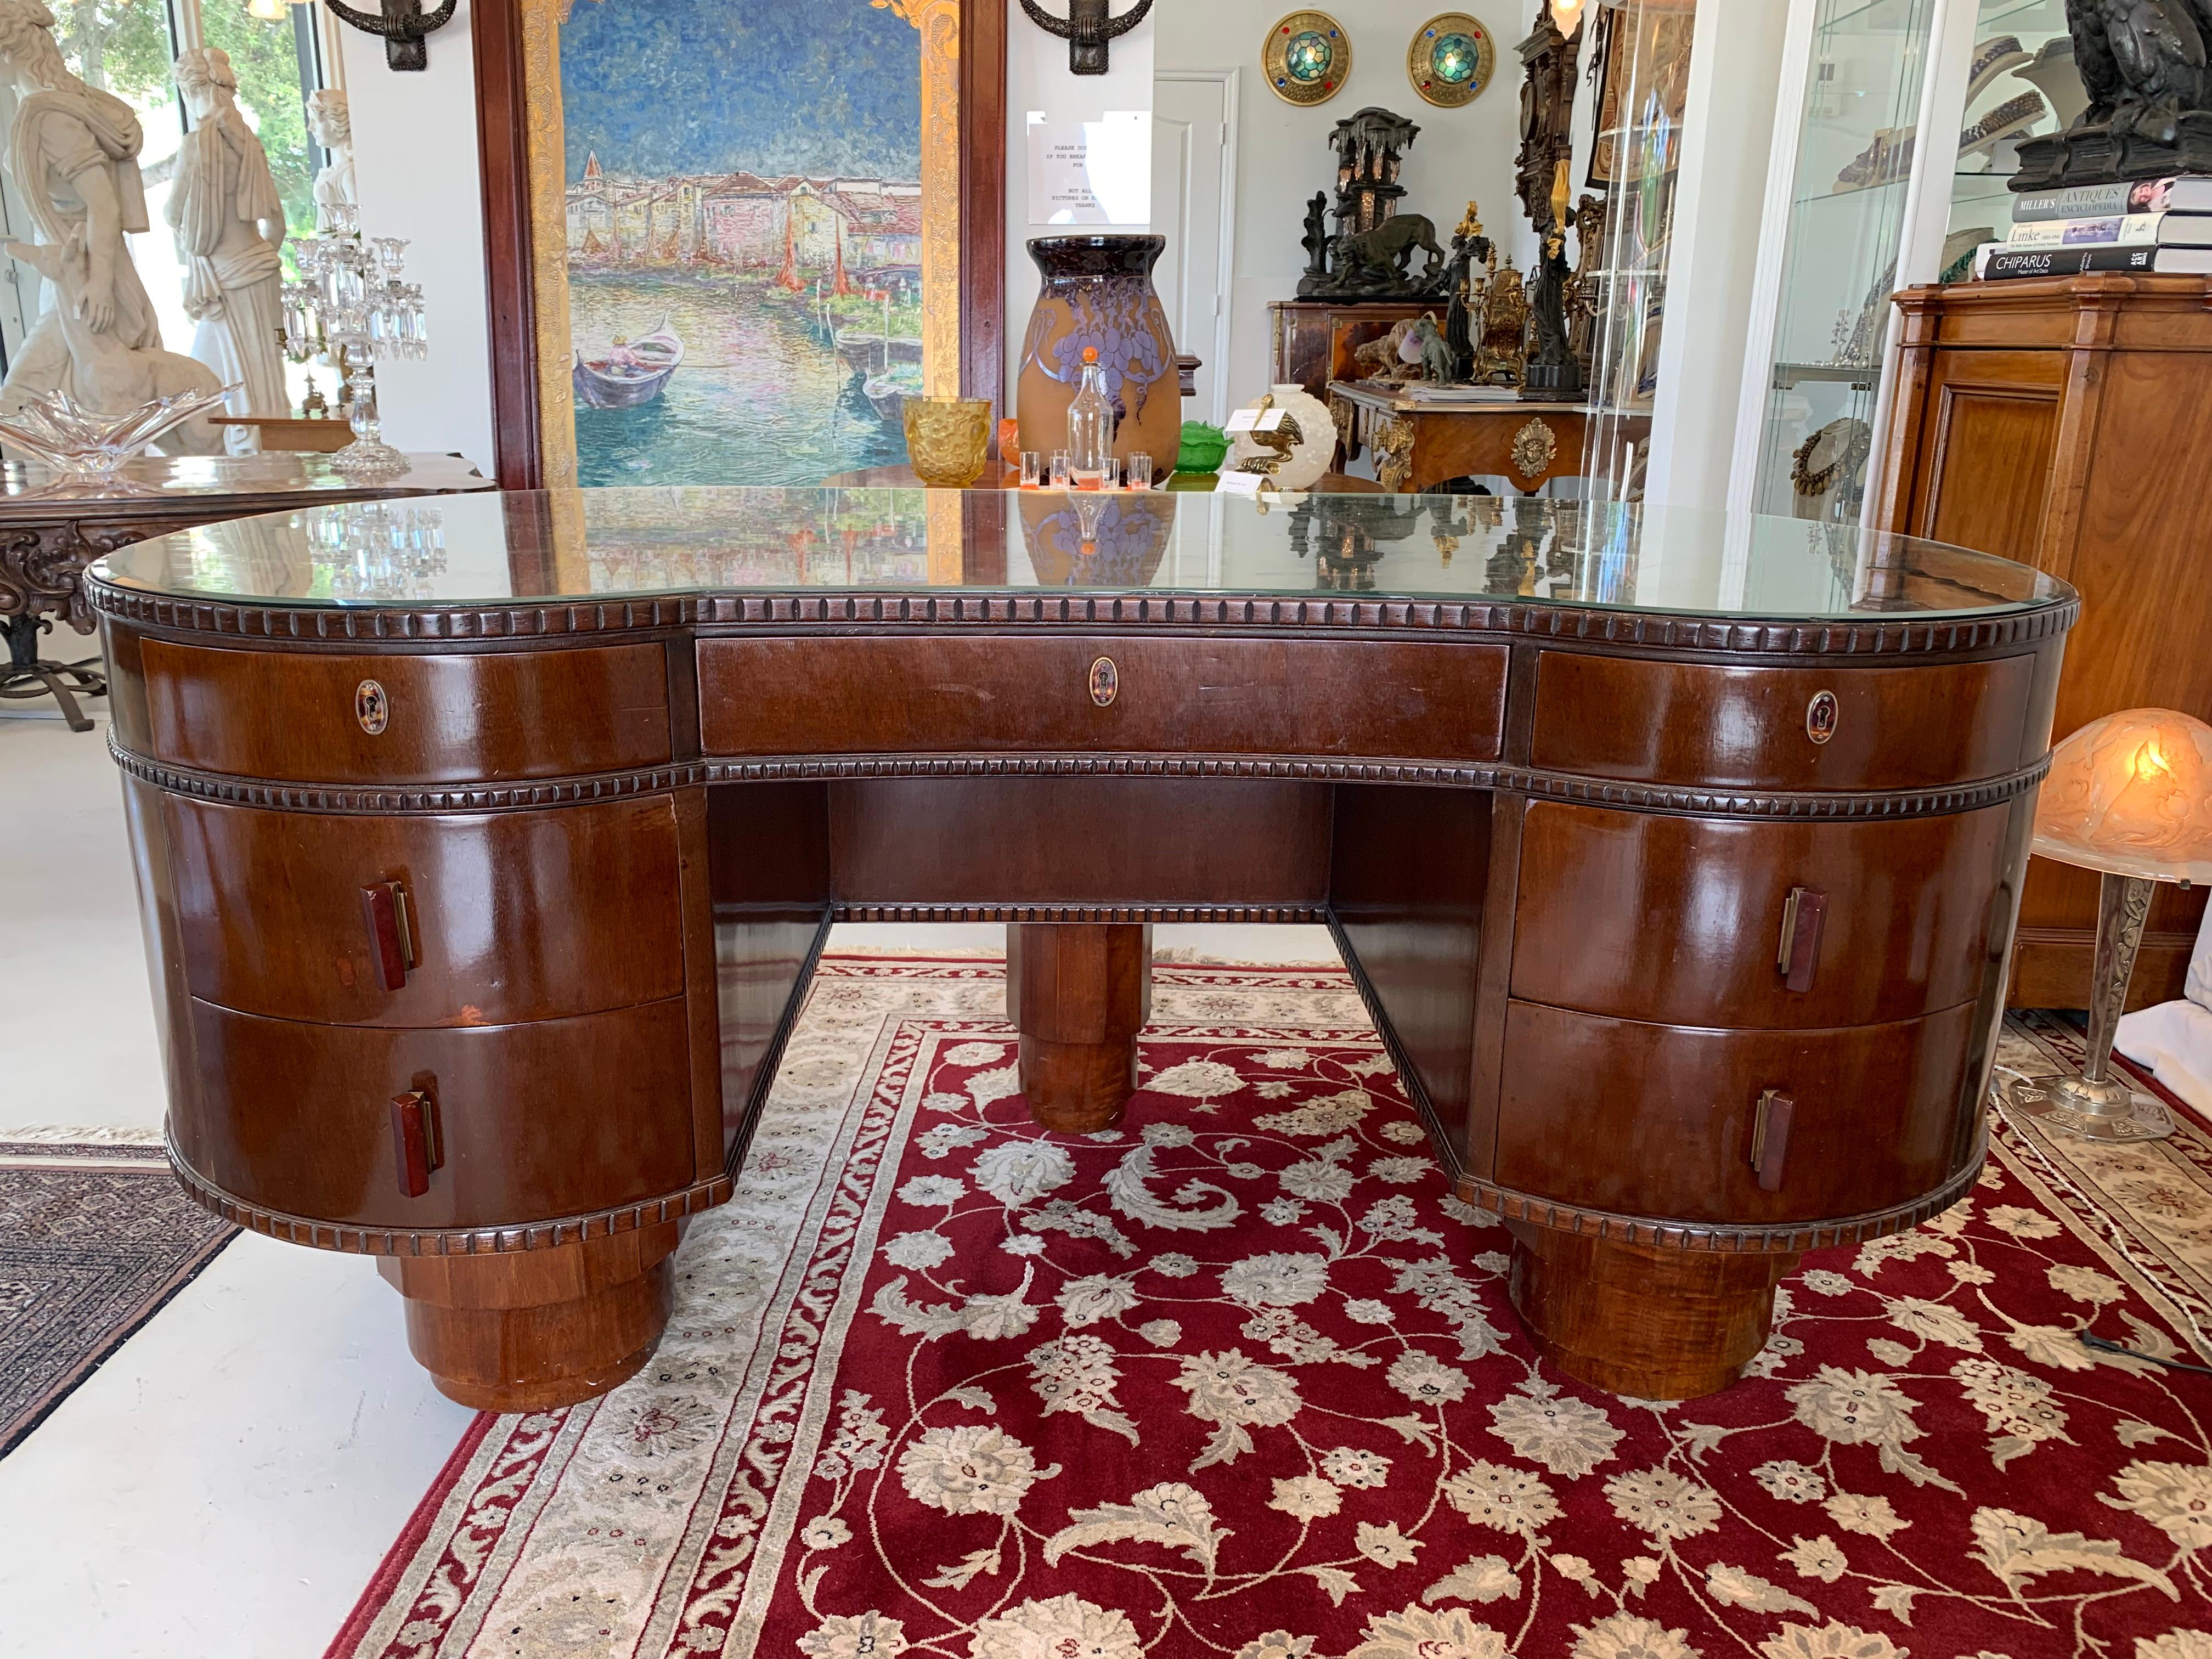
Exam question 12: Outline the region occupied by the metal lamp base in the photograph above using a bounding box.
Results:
[2007,870,2177,1144]
[2005,1071,2176,1143]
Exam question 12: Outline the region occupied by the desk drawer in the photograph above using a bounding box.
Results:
[1530,652,2034,791]
[1494,1000,1977,1227]
[162,794,686,1028]
[139,639,671,785]
[178,998,695,1229]
[1510,802,2008,1029]
[698,636,1507,764]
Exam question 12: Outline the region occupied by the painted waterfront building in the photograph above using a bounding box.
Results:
[568,151,919,275]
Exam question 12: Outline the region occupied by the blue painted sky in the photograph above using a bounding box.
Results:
[561,0,922,183]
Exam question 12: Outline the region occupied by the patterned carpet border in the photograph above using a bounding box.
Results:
[330,957,2212,1659]
[0,1136,238,1458]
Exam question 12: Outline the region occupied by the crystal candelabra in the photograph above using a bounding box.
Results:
[281,205,428,477]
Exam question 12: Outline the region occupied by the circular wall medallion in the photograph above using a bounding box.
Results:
[1265,10,1350,107]
[1088,657,1120,707]
[1805,690,1839,746]
[355,679,390,736]
[1408,12,1496,109]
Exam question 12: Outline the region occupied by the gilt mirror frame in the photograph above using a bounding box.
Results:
[472,0,1008,491]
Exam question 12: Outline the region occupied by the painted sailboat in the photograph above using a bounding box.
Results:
[573,317,684,409]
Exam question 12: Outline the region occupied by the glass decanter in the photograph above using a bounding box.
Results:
[1066,346,1115,489]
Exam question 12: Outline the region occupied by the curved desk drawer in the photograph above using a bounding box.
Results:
[134,637,672,785]
[177,998,696,1230]
[698,636,1508,764]
[162,794,686,1028]
[1493,1000,1978,1228]
[1511,801,2009,1029]
[1530,651,2036,792]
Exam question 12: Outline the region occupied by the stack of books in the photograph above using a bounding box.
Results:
[1978,177,2212,279]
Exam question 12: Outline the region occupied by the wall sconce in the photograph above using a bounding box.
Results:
[324,0,458,71]
[1020,0,1154,76]
[1549,0,1586,38]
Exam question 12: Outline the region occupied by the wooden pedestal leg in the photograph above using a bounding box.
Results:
[376,1221,681,1411]
[1006,922,1152,1132]
[1505,1221,1798,1401]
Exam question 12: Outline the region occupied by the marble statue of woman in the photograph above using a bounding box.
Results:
[0,0,218,444]
[168,47,287,431]
[307,89,355,223]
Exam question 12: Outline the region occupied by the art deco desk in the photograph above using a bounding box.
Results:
[1,452,490,729]
[86,488,2073,1410]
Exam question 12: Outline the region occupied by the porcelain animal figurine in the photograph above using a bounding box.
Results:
[168,48,287,439]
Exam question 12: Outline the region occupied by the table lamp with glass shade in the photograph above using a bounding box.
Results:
[2006,708,2212,1143]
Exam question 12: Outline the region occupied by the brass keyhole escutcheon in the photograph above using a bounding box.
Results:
[356,679,390,736]
[1805,689,1837,746]
[1088,656,1119,707]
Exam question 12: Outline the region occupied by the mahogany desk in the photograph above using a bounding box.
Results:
[87,488,2074,1409]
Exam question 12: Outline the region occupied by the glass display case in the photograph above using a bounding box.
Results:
[1578,0,1699,500]
[1945,0,2079,278]
[1742,0,1944,523]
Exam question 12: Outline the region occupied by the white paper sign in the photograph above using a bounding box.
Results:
[1216,470,1265,495]
[1027,113,1152,225]
[1222,408,1286,435]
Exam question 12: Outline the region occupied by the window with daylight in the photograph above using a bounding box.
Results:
[0,0,324,385]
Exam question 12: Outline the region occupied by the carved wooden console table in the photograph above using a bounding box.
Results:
[1328,381,1651,496]
[87,487,2073,1409]
[0,452,490,729]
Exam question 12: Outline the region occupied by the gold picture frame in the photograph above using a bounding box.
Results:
[1407,12,1496,109]
[1264,10,1351,108]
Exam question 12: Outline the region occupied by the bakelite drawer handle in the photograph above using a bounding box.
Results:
[1776,886,1827,994]
[361,880,418,992]
[391,1085,443,1198]
[1751,1090,1795,1193]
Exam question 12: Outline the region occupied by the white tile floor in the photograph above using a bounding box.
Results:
[0,699,1341,1656]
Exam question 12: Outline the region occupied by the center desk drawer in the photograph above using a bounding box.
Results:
[698,636,1508,763]
[1495,1000,1978,1227]
[162,795,686,1027]
[178,999,696,1231]
[137,638,672,785]
[1511,801,2009,1029]
[1530,652,2035,791]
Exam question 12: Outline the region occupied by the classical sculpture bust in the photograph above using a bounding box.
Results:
[0,0,219,445]
[307,88,356,220]
[168,48,287,431]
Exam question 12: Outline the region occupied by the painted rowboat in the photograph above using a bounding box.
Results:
[573,318,683,409]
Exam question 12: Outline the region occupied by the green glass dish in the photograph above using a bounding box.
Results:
[1175,420,1230,475]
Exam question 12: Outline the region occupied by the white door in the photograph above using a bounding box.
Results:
[1150,72,1236,425]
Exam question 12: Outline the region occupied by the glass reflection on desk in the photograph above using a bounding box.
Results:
[99,486,2068,624]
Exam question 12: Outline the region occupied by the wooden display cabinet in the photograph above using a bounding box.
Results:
[1876,273,2212,1009]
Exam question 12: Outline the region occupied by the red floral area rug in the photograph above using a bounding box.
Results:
[329,957,2212,1659]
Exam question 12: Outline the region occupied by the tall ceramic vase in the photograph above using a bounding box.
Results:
[1017,235,1181,470]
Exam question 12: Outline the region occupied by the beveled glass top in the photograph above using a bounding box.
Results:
[91,487,2069,622]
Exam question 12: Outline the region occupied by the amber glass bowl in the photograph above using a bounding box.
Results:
[901,396,994,487]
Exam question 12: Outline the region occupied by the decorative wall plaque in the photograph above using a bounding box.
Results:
[1408,13,1495,109]
[1265,11,1351,108]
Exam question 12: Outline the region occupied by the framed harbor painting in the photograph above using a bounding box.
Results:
[476,0,1003,490]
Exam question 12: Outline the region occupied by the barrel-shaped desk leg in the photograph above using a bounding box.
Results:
[1006,923,1153,1132]
[1505,1221,1799,1400]
[376,1222,682,1412]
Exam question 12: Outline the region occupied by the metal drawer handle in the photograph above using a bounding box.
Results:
[1777,886,1828,994]
[362,879,418,992]
[1751,1089,1795,1193]
[391,1084,443,1198]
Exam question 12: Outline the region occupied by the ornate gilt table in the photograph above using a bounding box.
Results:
[87,488,2074,1409]
[1329,381,1654,496]
[0,452,490,729]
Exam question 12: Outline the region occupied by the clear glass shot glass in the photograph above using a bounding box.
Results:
[1127,452,1154,490]
[1049,450,1071,488]
[1019,449,1043,488]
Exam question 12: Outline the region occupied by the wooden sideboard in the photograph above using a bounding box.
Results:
[88,489,2073,1410]
[1877,274,2212,1009]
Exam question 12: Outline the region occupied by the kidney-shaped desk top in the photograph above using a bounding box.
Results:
[88,488,2075,1408]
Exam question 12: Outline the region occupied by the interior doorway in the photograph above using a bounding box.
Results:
[1150,70,1238,427]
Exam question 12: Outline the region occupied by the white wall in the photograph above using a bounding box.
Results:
[1154,2,1525,408]
[1003,1,1156,394]
[338,11,498,472]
